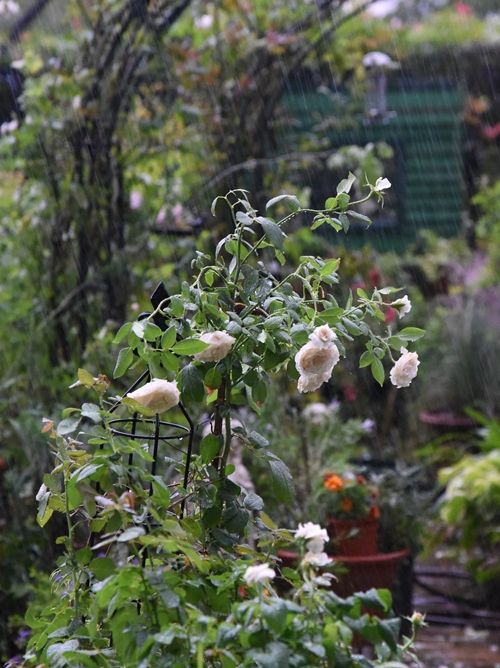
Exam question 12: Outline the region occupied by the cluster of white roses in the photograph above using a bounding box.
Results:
[294,522,331,567]
[295,315,418,394]
[241,521,331,587]
[125,297,419,414]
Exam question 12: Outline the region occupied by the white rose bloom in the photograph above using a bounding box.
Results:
[374,177,391,192]
[389,348,420,388]
[302,551,332,567]
[295,325,340,393]
[194,331,235,362]
[306,536,328,554]
[127,378,180,413]
[295,522,329,544]
[309,324,337,346]
[243,563,276,585]
[393,295,412,318]
[297,371,332,393]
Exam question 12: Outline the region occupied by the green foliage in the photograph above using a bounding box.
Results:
[24,185,421,665]
[437,416,500,583]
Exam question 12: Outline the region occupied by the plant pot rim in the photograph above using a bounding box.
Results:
[419,410,477,428]
[329,548,410,565]
[327,516,379,527]
[277,548,409,565]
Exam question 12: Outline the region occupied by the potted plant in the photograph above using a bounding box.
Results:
[321,472,380,556]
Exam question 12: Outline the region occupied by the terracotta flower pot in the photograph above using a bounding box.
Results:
[327,516,379,556]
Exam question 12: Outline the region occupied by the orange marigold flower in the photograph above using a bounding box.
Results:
[324,474,344,492]
[369,506,380,519]
[341,497,353,513]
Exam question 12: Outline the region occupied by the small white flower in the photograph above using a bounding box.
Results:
[295,325,340,394]
[127,378,180,413]
[393,295,412,318]
[0,119,18,135]
[194,331,235,363]
[361,418,375,433]
[243,563,276,585]
[72,95,81,111]
[35,483,48,502]
[129,190,143,210]
[195,13,213,29]
[374,177,391,192]
[302,551,332,567]
[390,348,420,389]
[295,522,329,544]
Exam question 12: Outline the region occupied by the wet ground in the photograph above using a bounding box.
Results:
[414,625,500,668]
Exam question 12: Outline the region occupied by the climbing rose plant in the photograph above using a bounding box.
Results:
[27,178,423,666]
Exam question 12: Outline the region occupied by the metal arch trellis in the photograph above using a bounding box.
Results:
[106,282,195,518]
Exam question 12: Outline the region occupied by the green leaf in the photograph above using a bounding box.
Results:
[77,368,95,387]
[324,196,337,209]
[355,588,392,613]
[319,306,344,324]
[161,351,180,372]
[371,358,385,386]
[200,434,222,464]
[179,363,205,403]
[337,172,356,195]
[57,417,80,436]
[336,193,350,211]
[117,526,145,542]
[387,336,404,350]
[114,347,134,378]
[339,213,350,233]
[113,322,132,344]
[204,367,222,389]
[258,217,286,250]
[347,210,372,226]
[262,601,288,635]
[398,327,425,342]
[320,258,340,277]
[170,296,184,318]
[359,351,374,368]
[89,557,116,581]
[205,269,215,286]
[172,338,209,355]
[73,463,102,482]
[311,215,326,230]
[244,493,264,512]
[268,457,294,502]
[265,194,300,210]
[143,322,163,342]
[211,195,224,216]
[81,403,101,423]
[325,217,342,232]
[252,379,267,404]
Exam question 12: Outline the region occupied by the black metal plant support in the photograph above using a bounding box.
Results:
[106,283,195,518]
